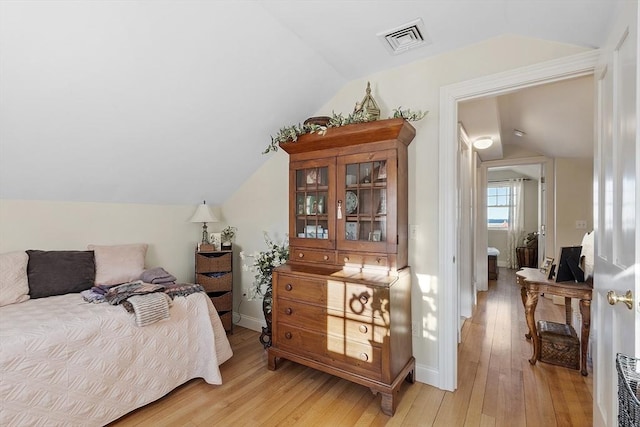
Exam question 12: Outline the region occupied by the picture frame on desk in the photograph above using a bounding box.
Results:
[540,257,554,277]
[209,233,221,251]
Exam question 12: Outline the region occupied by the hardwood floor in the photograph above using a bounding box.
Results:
[110,268,592,426]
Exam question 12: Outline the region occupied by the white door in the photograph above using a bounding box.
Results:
[458,125,474,324]
[537,164,547,266]
[593,2,639,426]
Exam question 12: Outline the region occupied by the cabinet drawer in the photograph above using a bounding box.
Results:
[275,274,327,304]
[209,291,232,311]
[339,252,388,270]
[290,247,336,265]
[196,252,232,272]
[275,324,382,378]
[277,297,388,342]
[197,273,232,292]
[326,280,389,321]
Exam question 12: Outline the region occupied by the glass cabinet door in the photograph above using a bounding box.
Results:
[338,150,396,251]
[289,160,335,249]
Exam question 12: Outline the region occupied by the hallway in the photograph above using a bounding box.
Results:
[456,267,593,425]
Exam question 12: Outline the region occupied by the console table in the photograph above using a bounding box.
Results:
[515,267,592,376]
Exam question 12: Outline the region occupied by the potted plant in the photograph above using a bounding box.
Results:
[220,226,237,250]
[240,232,289,348]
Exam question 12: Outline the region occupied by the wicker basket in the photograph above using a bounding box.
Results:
[219,311,232,332]
[617,353,640,427]
[197,273,232,293]
[537,320,580,370]
[209,291,233,311]
[196,252,232,272]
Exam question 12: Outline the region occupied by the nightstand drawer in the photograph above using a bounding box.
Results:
[209,291,233,311]
[197,273,232,292]
[196,252,232,272]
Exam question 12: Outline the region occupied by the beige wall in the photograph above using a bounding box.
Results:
[0,34,590,386]
[554,157,594,257]
[0,199,208,283]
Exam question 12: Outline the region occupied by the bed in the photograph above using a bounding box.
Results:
[0,248,233,427]
[488,247,500,280]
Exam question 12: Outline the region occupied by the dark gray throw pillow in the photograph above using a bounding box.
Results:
[26,250,96,299]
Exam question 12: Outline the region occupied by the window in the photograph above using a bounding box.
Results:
[487,184,515,228]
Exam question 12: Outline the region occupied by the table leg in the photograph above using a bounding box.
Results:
[579,299,591,376]
[524,289,540,365]
[520,285,532,339]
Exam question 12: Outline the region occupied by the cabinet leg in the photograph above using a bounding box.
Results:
[267,352,277,371]
[380,391,396,416]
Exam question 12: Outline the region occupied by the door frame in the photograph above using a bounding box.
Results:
[438,50,599,391]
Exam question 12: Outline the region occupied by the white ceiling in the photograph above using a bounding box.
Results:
[0,1,618,205]
[459,74,595,162]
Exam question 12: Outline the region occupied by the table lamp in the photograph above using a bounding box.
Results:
[189,201,218,244]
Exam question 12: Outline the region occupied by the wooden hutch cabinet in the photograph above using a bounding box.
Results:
[267,118,415,416]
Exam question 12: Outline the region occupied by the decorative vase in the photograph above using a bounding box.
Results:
[259,289,272,348]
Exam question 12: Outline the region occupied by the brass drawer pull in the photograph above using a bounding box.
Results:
[285,332,292,339]
[359,325,368,334]
[360,295,369,305]
[344,257,349,263]
[323,255,329,261]
[360,353,369,361]
[285,307,293,315]
[298,252,304,258]
[376,258,382,264]
[285,283,293,291]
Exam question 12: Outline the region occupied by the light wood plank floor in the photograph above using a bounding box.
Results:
[110,268,592,426]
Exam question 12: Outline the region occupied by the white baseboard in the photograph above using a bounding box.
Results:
[415,362,441,388]
[234,312,265,332]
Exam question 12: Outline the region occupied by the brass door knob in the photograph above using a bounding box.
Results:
[285,307,293,315]
[607,290,633,310]
[285,284,293,291]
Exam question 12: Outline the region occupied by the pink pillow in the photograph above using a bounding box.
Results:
[0,251,30,306]
[87,244,148,285]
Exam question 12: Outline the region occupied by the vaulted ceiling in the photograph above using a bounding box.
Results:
[0,1,618,205]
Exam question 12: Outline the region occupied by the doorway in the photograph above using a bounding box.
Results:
[437,50,599,391]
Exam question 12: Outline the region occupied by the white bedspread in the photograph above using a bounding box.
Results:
[0,291,233,426]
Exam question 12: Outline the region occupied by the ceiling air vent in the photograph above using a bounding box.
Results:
[377,18,431,55]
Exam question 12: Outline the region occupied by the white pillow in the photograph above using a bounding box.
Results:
[0,251,30,306]
[87,244,148,285]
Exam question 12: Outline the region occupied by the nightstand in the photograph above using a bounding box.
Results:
[195,249,233,333]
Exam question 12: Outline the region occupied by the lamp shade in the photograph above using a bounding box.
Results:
[190,202,218,223]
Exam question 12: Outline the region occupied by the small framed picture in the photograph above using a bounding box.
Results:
[345,222,358,241]
[369,230,382,242]
[306,169,318,185]
[376,162,387,180]
[209,232,222,250]
[540,257,554,276]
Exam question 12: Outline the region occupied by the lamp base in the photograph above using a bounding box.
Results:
[201,223,209,244]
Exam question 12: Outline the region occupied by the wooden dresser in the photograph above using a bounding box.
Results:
[267,119,415,416]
